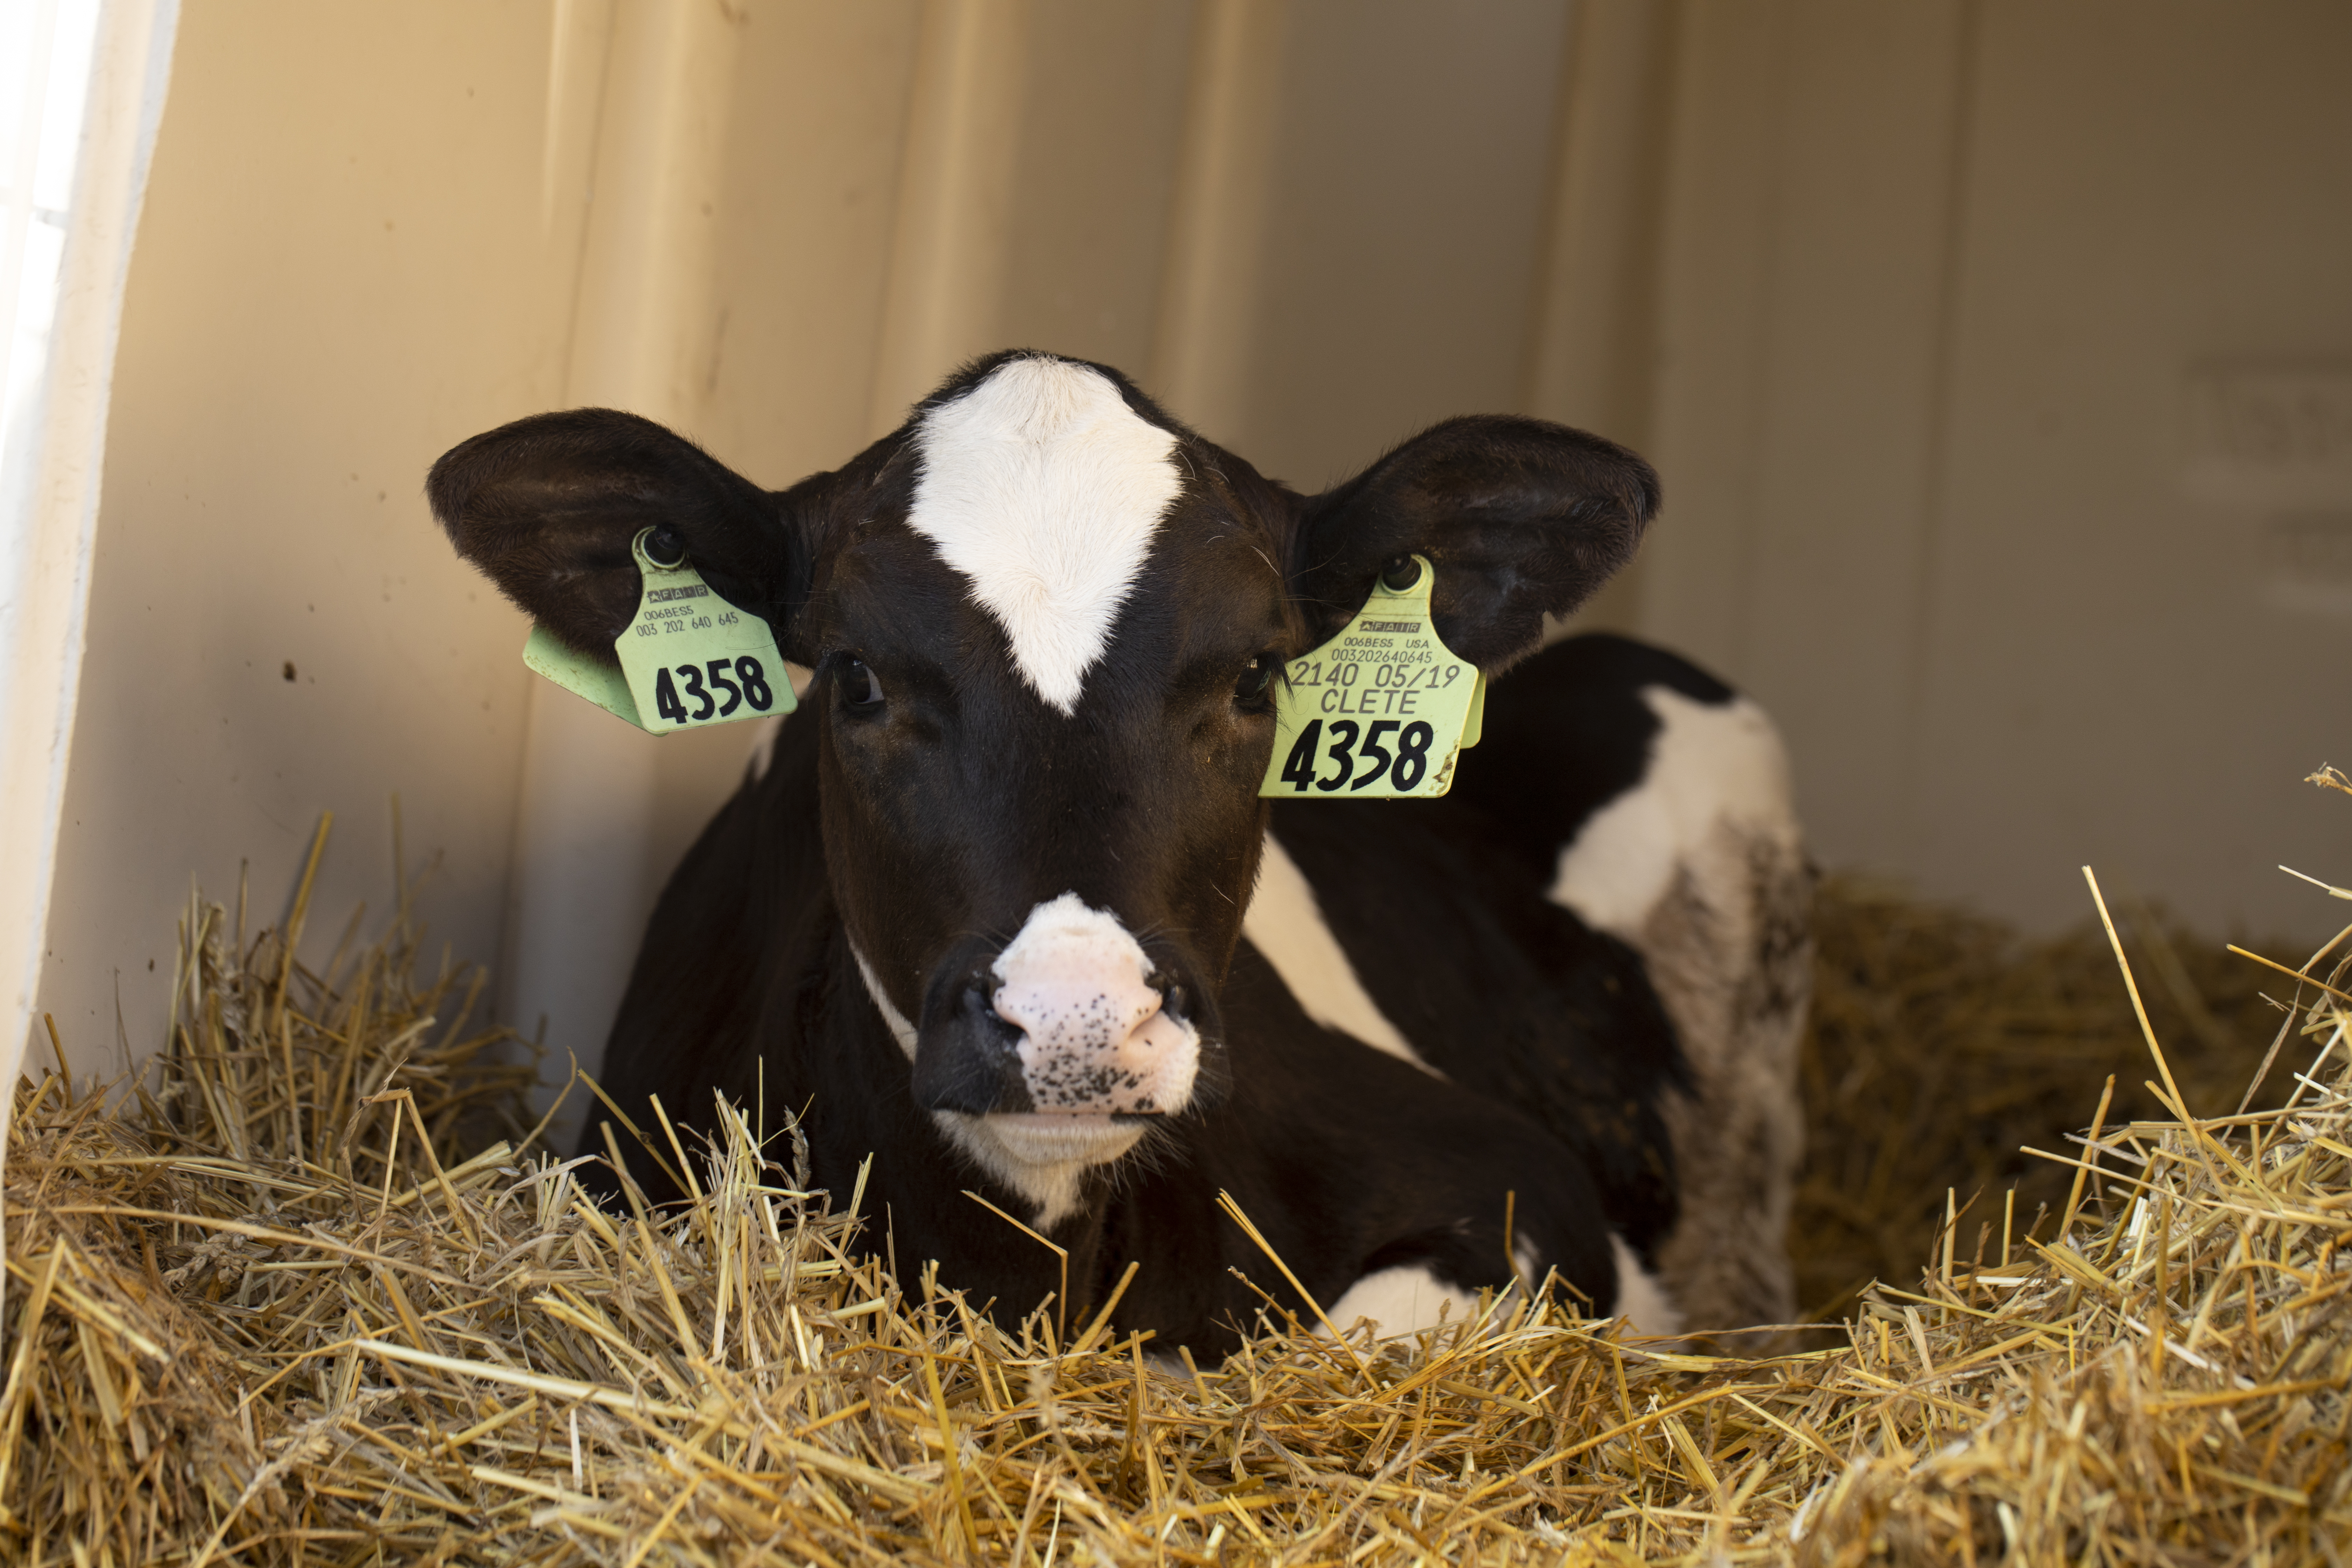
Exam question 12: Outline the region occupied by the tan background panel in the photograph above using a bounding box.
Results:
[38,4,571,1072]
[35,1,2352,1119]
[1639,0,2352,947]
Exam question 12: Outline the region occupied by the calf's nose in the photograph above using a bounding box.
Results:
[990,894,1198,1115]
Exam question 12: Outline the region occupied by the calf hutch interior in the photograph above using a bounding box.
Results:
[8,6,2352,1567]
[10,349,2351,1565]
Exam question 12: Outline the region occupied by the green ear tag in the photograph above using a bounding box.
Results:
[523,622,643,725]
[614,528,793,730]
[521,528,794,733]
[1259,555,1485,799]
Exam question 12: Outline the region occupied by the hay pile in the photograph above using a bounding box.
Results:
[7,807,2352,1564]
[1792,872,2304,1320]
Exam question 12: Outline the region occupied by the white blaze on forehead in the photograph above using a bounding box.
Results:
[906,357,1184,713]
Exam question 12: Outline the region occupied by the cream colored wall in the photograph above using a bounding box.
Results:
[1192,0,1574,482]
[36,2,588,1075]
[1638,0,2352,938]
[36,0,2352,1087]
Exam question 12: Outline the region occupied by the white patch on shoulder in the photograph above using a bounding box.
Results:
[1327,1265,1474,1339]
[1547,687,1798,937]
[850,939,1144,1230]
[1610,1234,1683,1339]
[908,357,1183,713]
[1242,832,1433,1071]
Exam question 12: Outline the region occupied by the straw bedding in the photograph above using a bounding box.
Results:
[1790,870,2307,1323]
[6,785,2351,1565]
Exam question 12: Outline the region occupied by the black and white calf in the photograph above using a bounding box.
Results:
[429,351,1810,1352]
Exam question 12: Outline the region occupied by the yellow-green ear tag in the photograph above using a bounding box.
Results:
[521,528,793,733]
[524,623,643,725]
[1259,555,1485,799]
[615,528,793,730]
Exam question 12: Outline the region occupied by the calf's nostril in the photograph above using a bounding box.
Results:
[960,980,1022,1048]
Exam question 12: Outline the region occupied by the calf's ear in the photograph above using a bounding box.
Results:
[1289,415,1658,672]
[427,408,807,664]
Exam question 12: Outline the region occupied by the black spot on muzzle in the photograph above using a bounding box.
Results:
[908,938,1233,1119]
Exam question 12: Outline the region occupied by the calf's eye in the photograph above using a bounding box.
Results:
[1234,654,1279,702]
[840,655,886,712]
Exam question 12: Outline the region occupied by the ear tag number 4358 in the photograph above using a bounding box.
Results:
[1259,555,1485,800]
[520,527,793,733]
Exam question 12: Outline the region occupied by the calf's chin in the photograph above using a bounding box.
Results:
[853,933,1164,1231]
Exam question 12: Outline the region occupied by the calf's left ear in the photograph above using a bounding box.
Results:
[1289,416,1658,672]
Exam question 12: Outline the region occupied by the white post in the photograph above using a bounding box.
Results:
[0,0,180,1287]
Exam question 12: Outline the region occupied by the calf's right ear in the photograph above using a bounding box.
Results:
[427,409,806,664]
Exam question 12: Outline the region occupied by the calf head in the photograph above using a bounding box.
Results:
[428,352,1657,1220]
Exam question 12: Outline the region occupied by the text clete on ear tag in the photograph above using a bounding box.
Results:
[612,527,794,731]
[1259,554,1485,799]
